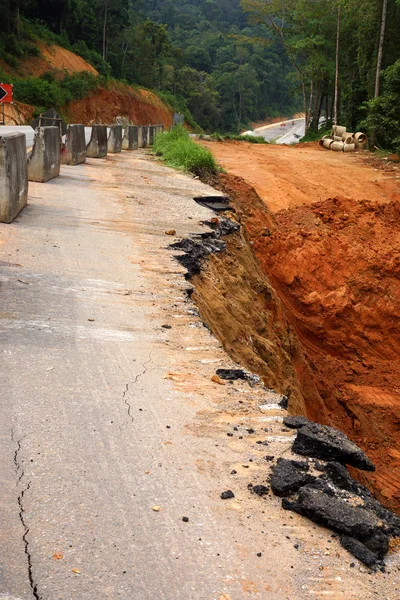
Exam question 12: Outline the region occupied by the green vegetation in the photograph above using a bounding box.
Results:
[153,125,218,176]
[9,71,100,116]
[210,133,269,144]
[300,128,332,143]
[1,0,400,149]
[0,0,298,132]
[241,0,400,152]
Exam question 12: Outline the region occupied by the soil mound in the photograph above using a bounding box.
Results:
[254,196,400,512]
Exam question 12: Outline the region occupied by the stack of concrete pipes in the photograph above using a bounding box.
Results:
[0,123,165,223]
[319,126,368,152]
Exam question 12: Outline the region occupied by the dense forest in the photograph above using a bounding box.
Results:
[0,0,298,132]
[1,0,400,148]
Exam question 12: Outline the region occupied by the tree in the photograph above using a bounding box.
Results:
[375,0,388,97]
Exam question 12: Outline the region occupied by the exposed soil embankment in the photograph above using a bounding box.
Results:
[192,168,400,514]
[256,196,400,512]
[64,84,173,127]
[2,43,173,127]
[192,177,329,421]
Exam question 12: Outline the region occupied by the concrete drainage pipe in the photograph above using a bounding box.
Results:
[331,141,345,151]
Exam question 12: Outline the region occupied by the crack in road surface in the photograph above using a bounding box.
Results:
[122,355,152,423]
[12,430,40,600]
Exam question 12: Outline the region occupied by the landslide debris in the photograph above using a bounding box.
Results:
[199,172,400,514]
[270,419,400,568]
[170,175,400,568]
[292,422,375,471]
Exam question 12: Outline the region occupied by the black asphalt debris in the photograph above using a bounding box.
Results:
[271,459,315,498]
[283,416,310,429]
[216,368,247,381]
[221,490,235,500]
[292,422,375,471]
[268,417,400,568]
[170,218,239,279]
[252,485,269,497]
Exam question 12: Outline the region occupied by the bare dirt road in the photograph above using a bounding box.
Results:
[1,149,399,598]
[199,140,400,515]
[202,140,400,212]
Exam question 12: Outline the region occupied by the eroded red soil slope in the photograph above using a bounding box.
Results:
[200,143,400,512]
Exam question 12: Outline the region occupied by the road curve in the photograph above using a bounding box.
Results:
[244,118,306,144]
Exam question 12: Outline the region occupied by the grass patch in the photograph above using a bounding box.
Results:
[210,133,268,144]
[153,125,217,176]
[299,127,331,143]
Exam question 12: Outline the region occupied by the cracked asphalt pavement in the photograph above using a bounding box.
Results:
[1,150,399,600]
[1,152,271,600]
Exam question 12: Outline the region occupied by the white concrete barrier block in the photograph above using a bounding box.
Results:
[87,125,108,158]
[27,126,60,183]
[0,133,28,223]
[61,124,87,165]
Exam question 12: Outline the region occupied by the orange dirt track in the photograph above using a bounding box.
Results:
[202,140,400,513]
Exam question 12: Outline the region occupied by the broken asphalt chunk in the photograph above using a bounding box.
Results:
[292,422,375,471]
[221,490,235,500]
[340,536,383,568]
[216,368,247,381]
[270,459,315,498]
[252,485,269,497]
[283,416,311,429]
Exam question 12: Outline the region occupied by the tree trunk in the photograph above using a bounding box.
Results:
[307,80,314,130]
[103,0,109,61]
[334,4,341,126]
[375,0,388,98]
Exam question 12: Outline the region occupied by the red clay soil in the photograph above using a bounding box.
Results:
[202,141,400,212]
[2,101,35,126]
[2,42,98,78]
[64,84,173,127]
[2,43,173,127]
[200,142,400,513]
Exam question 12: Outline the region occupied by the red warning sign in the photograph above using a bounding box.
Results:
[0,83,13,104]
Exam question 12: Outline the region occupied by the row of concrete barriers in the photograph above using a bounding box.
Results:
[0,123,164,223]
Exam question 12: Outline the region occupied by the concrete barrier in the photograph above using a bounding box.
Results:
[108,125,123,153]
[148,126,155,146]
[27,126,60,183]
[86,125,108,158]
[61,124,86,165]
[0,133,28,223]
[138,126,144,148]
[142,126,149,148]
[122,126,139,150]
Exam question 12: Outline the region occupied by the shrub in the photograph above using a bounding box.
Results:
[211,133,268,144]
[59,71,99,103]
[13,77,63,108]
[153,125,217,175]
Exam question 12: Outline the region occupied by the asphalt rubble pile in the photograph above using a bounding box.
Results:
[170,217,239,279]
[270,417,400,570]
[171,203,400,571]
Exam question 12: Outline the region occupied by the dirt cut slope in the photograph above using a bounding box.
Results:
[195,143,400,514]
[256,196,400,512]
[64,83,174,127]
[5,42,98,77]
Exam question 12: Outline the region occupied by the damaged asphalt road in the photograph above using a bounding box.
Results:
[1,150,399,599]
